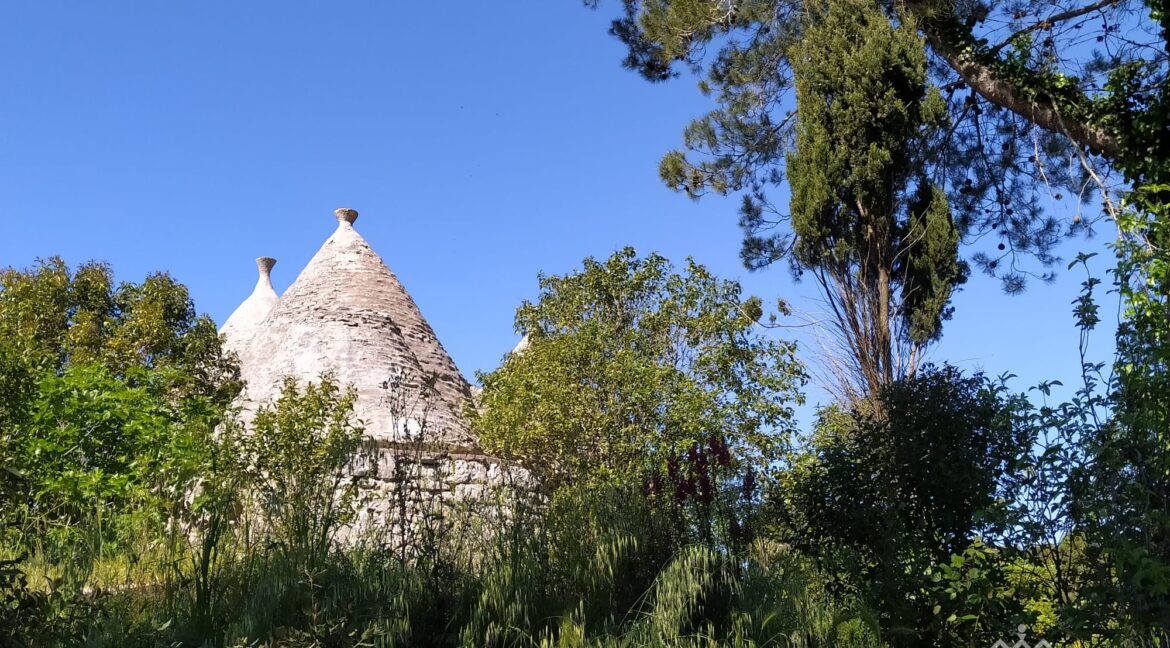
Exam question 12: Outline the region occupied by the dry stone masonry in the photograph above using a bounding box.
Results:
[220,208,534,545]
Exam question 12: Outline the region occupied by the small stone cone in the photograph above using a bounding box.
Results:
[511,334,530,356]
[220,256,280,351]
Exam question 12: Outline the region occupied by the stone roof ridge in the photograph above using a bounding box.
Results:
[232,208,475,446]
[219,256,280,352]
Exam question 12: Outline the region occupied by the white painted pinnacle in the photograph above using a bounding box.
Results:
[219,256,281,350]
[256,257,276,286]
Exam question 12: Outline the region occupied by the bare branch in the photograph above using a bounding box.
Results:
[987,0,1123,56]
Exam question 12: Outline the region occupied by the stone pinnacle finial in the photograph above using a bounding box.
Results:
[334,208,358,225]
[255,257,276,286]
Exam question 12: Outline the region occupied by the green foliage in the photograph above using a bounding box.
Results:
[784,366,1029,557]
[778,366,1031,642]
[0,554,110,648]
[575,6,1170,634]
[0,257,238,403]
[922,537,1040,646]
[3,477,881,647]
[0,341,33,507]
[9,241,1170,644]
[1113,12,1170,586]
[785,0,968,395]
[473,248,805,502]
[1035,9,1170,636]
[17,364,175,510]
[577,6,1170,633]
[788,1,943,262]
[900,181,966,347]
[238,375,365,571]
[0,258,239,531]
[1077,59,1170,639]
[588,0,1164,290]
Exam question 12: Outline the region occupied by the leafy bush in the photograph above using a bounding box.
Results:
[474,248,805,550]
[777,365,1032,643]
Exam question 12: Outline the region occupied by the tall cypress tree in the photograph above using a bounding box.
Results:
[786,0,968,399]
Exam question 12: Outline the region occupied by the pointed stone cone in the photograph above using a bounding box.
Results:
[510,334,530,356]
[220,256,280,351]
[233,208,476,445]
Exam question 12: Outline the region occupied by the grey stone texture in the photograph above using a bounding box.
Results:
[343,443,536,549]
[222,208,533,542]
[229,209,476,445]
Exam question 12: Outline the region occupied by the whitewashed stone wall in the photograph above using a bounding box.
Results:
[342,444,537,549]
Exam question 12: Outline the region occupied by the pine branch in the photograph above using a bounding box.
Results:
[987,0,1122,56]
[911,5,1121,158]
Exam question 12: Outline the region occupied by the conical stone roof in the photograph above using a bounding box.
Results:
[219,257,279,353]
[233,208,475,446]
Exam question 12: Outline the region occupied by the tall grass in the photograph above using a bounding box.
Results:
[1,375,879,646]
[1,481,880,647]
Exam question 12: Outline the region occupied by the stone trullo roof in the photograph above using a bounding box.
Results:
[219,256,279,353]
[226,208,476,446]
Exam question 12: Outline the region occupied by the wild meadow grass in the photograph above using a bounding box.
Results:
[1,483,881,648]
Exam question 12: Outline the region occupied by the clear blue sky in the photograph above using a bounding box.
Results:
[0,1,1117,416]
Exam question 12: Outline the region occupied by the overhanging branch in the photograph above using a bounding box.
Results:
[914,13,1121,159]
[987,0,1122,56]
